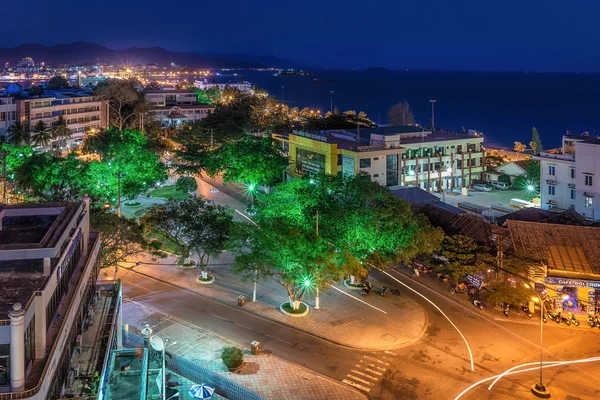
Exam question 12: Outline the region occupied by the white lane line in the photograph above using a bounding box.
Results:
[342,379,372,392]
[350,370,379,381]
[327,284,387,314]
[385,350,397,355]
[361,361,386,371]
[210,313,230,322]
[345,374,375,386]
[376,267,475,372]
[364,355,390,366]
[357,365,383,376]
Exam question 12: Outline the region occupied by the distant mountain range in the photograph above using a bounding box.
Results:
[0,42,307,70]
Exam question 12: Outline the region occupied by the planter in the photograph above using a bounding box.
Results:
[123,201,142,207]
[343,279,364,290]
[177,258,198,269]
[196,274,215,284]
[227,364,244,373]
[279,302,310,318]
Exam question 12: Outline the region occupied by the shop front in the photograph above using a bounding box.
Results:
[543,277,600,315]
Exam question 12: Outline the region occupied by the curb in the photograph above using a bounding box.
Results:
[118,265,427,352]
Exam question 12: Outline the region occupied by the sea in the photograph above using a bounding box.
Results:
[235,69,600,149]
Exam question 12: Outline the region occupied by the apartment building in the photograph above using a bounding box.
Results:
[193,79,252,92]
[15,90,108,149]
[277,126,485,191]
[535,134,600,220]
[0,97,16,141]
[0,197,122,399]
[145,89,214,126]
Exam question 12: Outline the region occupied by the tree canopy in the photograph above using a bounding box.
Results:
[530,127,543,156]
[47,75,70,90]
[387,101,415,126]
[438,235,494,280]
[94,78,148,130]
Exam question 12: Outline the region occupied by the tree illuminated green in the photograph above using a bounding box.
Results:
[438,235,494,280]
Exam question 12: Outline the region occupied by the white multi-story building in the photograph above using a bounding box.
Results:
[145,88,214,126]
[16,90,108,150]
[0,97,16,142]
[0,197,122,399]
[535,134,600,220]
[194,79,252,92]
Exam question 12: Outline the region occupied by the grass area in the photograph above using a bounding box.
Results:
[281,302,308,314]
[133,209,147,217]
[150,185,189,200]
[124,201,142,207]
[146,230,180,255]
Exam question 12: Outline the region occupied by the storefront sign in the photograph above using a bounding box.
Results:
[296,148,326,175]
[293,130,327,142]
[466,274,483,290]
[544,277,600,289]
[342,155,355,176]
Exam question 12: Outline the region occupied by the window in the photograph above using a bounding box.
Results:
[548,185,555,195]
[359,158,371,168]
[571,190,576,200]
[0,112,5,121]
[585,175,593,186]
[570,168,575,179]
[548,166,556,176]
[585,197,593,208]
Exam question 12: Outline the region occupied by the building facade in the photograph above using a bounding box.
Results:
[15,90,108,150]
[0,197,122,399]
[535,134,600,219]
[193,80,252,92]
[0,97,16,142]
[145,89,214,126]
[279,126,485,191]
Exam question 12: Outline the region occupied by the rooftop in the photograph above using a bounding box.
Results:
[497,209,591,227]
[563,133,600,145]
[507,220,600,278]
[0,214,58,245]
[391,186,440,205]
[0,260,46,318]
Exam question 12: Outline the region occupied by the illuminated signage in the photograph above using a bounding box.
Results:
[544,277,600,289]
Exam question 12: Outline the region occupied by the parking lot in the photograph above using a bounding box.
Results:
[433,187,538,211]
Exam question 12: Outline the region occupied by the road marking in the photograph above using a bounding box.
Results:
[376,267,475,372]
[327,284,387,314]
[342,379,372,392]
[356,365,383,376]
[384,350,397,355]
[363,355,390,366]
[345,374,375,386]
[350,370,379,381]
[210,313,230,322]
[361,361,386,371]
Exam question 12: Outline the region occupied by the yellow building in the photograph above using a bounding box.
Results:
[279,126,486,191]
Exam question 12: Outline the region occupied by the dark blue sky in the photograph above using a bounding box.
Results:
[1,0,597,71]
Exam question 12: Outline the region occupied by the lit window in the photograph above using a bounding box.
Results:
[571,169,575,179]
[548,185,555,196]
[571,190,575,200]
[585,175,593,186]
[548,166,556,176]
[585,197,593,208]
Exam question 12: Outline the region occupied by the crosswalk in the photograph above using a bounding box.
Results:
[342,352,395,393]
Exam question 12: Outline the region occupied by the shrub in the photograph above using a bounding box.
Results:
[175,176,198,194]
[221,347,243,369]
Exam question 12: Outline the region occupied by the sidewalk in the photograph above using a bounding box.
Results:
[122,299,366,400]
[118,251,428,351]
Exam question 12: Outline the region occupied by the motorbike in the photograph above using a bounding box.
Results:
[547,311,560,324]
[379,285,389,297]
[522,305,532,318]
[503,304,510,317]
[472,299,483,310]
[390,288,402,296]
[594,316,600,329]
[361,281,373,297]
[567,311,580,326]
[587,314,596,328]
[558,313,571,326]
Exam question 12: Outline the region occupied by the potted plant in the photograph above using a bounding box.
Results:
[221,347,244,372]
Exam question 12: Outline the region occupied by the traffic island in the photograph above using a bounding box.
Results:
[177,258,198,270]
[280,302,310,318]
[531,383,551,398]
[343,279,364,291]
[197,274,216,284]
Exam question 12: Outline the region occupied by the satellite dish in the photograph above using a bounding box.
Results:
[149,335,165,352]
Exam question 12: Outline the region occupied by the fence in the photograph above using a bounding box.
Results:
[123,333,264,400]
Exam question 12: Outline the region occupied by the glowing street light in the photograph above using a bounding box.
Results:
[527,185,535,192]
[408,170,416,176]
[531,296,550,397]
[303,278,311,287]
[248,184,255,192]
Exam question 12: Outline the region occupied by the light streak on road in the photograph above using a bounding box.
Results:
[375,267,475,371]
[327,284,387,314]
[454,356,600,400]
[235,209,259,226]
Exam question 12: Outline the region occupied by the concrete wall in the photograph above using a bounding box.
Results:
[575,142,600,219]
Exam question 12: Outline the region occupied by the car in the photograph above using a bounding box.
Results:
[210,188,219,193]
[493,181,511,190]
[204,200,215,205]
[472,184,493,192]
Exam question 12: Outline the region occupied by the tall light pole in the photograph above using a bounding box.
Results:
[330,90,334,114]
[429,100,436,130]
[531,296,553,398]
[315,210,320,309]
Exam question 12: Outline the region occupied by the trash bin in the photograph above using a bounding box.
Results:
[251,341,260,355]
[237,295,246,307]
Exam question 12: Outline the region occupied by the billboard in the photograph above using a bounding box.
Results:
[296,148,326,174]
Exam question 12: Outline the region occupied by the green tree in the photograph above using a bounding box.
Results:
[27,85,44,96]
[175,176,198,194]
[203,135,289,186]
[483,280,532,307]
[95,79,147,130]
[7,121,29,146]
[513,159,540,191]
[190,87,220,105]
[145,81,162,91]
[52,115,72,148]
[387,100,415,126]
[485,154,504,170]
[47,75,70,90]
[232,218,340,310]
[439,235,493,280]
[530,127,543,156]
[31,121,52,148]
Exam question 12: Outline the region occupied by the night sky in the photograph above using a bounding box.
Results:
[1,0,597,72]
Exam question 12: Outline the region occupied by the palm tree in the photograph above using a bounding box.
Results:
[52,115,72,149]
[6,121,29,146]
[31,121,52,148]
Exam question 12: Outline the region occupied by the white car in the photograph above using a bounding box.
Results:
[493,182,511,190]
[472,184,493,192]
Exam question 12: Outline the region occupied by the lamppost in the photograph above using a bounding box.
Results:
[430,100,436,130]
[330,91,334,114]
[150,336,176,400]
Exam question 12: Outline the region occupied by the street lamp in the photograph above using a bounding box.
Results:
[531,297,550,398]
[150,336,176,400]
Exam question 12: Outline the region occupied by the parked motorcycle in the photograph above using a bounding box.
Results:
[361,281,373,297]
[587,314,596,328]
[379,285,389,297]
[558,313,571,326]
[503,304,510,317]
[567,311,580,326]
[594,315,600,329]
[547,311,560,324]
[522,305,532,318]
[472,299,483,310]
[390,288,402,296]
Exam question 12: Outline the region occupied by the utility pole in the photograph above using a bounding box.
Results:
[114,171,122,282]
[315,210,320,309]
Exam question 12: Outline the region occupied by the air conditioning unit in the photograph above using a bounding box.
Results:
[584,192,595,198]
[548,200,558,205]
[546,179,557,185]
[568,183,576,189]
